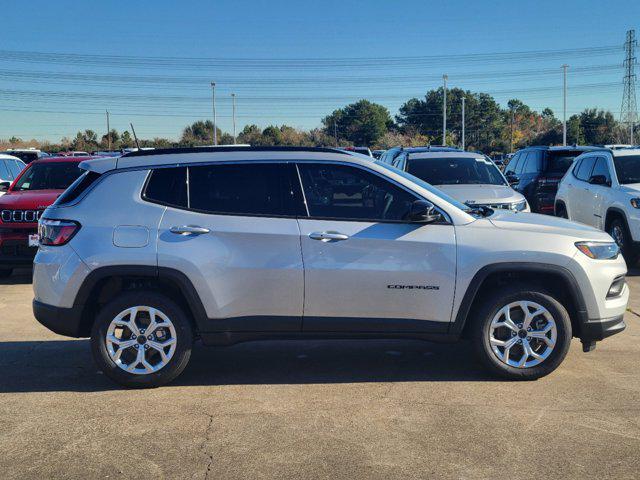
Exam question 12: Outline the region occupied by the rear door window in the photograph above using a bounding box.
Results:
[188,163,304,217]
[522,152,541,173]
[590,157,611,184]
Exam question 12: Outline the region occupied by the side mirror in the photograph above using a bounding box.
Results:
[589,175,610,186]
[506,173,519,186]
[0,181,10,192]
[406,200,441,223]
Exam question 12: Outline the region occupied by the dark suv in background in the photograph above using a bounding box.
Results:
[504,146,598,214]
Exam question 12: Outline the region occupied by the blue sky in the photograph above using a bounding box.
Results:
[0,0,638,142]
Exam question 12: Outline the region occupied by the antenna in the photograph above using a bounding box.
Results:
[621,29,638,144]
[130,122,141,149]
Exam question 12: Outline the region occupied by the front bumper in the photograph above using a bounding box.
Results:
[32,300,84,338]
[0,227,37,268]
[580,314,626,342]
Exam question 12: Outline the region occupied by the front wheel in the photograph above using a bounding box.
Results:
[607,218,637,265]
[91,291,194,388]
[472,286,572,380]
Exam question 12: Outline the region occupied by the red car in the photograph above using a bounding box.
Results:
[0,156,91,276]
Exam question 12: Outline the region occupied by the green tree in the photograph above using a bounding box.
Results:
[180,120,222,146]
[322,99,392,146]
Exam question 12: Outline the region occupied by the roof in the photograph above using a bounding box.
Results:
[609,148,640,157]
[520,145,600,152]
[82,146,358,174]
[31,155,94,164]
[0,153,22,161]
[407,151,486,160]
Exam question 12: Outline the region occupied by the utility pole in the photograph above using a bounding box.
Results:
[442,74,448,145]
[106,110,110,151]
[562,64,569,146]
[461,97,466,150]
[509,105,515,153]
[621,29,638,145]
[334,121,338,146]
[210,82,217,146]
[231,93,237,144]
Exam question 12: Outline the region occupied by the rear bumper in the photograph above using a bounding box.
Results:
[32,300,84,338]
[579,314,626,342]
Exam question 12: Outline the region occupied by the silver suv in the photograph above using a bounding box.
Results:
[33,147,628,387]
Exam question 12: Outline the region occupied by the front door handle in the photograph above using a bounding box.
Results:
[309,231,349,242]
[170,225,210,235]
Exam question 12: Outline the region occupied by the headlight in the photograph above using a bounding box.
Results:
[511,199,528,211]
[575,241,619,260]
[630,198,640,209]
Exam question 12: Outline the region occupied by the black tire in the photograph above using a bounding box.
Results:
[0,268,12,278]
[471,286,572,380]
[607,218,637,265]
[555,204,568,219]
[91,291,194,388]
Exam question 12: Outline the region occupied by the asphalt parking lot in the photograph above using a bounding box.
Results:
[0,270,639,479]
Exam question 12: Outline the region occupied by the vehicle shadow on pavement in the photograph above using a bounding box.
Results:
[0,338,496,393]
[0,269,32,285]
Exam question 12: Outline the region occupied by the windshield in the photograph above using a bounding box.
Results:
[613,155,640,184]
[13,162,83,191]
[374,160,473,213]
[406,156,507,186]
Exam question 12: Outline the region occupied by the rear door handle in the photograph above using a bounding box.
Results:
[170,225,210,235]
[309,231,349,242]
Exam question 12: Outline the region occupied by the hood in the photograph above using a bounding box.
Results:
[435,184,523,204]
[488,210,612,241]
[0,189,63,210]
[618,184,640,195]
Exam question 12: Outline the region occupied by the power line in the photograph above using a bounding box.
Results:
[0,45,622,70]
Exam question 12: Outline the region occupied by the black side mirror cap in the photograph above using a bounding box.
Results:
[406,200,441,223]
[0,181,10,192]
[589,175,610,186]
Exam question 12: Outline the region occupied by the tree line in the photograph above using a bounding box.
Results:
[3,87,636,154]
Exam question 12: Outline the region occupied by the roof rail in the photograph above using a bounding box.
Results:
[121,145,348,158]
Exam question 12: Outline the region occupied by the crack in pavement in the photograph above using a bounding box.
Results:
[200,413,215,480]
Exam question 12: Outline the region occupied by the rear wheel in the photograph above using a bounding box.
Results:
[607,217,637,265]
[0,268,12,278]
[91,291,194,388]
[472,286,572,380]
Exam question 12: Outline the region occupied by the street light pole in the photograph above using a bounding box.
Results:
[461,97,465,151]
[106,110,110,151]
[562,64,568,146]
[231,93,237,144]
[210,82,217,146]
[442,74,448,146]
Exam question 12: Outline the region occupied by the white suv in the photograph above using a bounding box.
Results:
[555,148,640,261]
[32,147,628,388]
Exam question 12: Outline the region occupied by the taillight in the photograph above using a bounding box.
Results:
[38,219,81,246]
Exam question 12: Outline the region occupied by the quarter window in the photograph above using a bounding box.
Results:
[297,163,418,221]
[144,167,188,208]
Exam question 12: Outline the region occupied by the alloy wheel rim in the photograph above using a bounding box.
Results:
[106,306,177,375]
[611,225,625,248]
[488,300,557,368]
